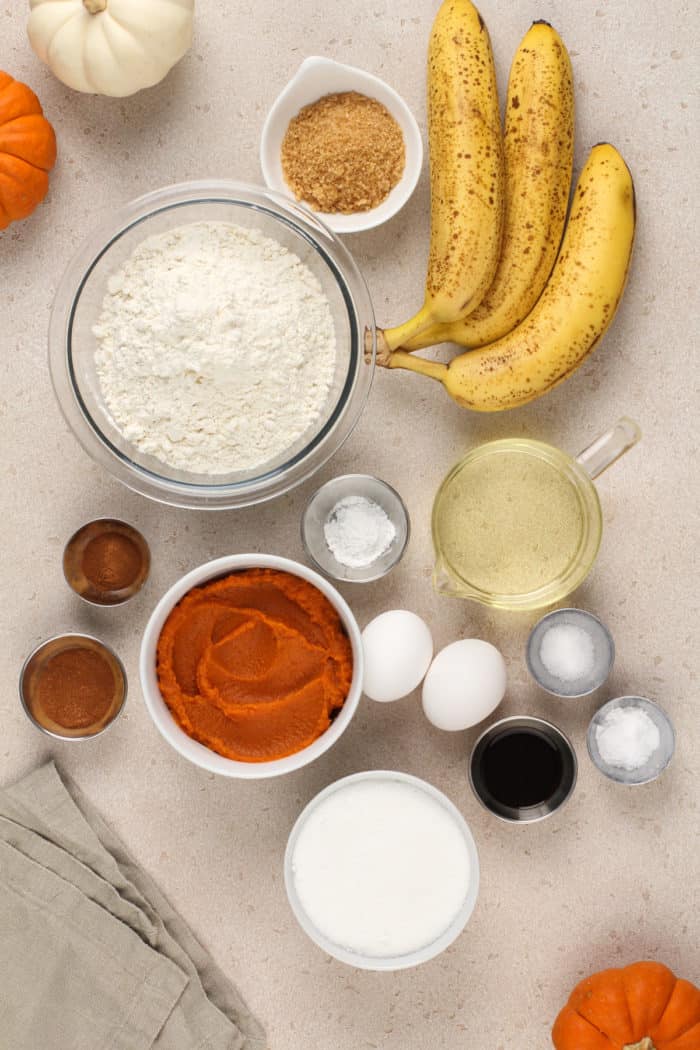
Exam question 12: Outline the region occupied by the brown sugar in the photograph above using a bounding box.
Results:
[281,91,406,214]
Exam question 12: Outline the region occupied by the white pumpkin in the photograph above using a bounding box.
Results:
[27,0,195,97]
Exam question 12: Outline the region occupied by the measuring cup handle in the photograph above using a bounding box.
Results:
[575,417,641,480]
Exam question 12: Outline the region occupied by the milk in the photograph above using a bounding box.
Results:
[290,778,472,958]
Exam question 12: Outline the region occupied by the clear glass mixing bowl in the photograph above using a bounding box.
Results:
[49,181,376,509]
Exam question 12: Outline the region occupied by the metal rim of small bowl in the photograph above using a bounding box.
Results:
[63,518,151,608]
[19,633,128,742]
[301,473,411,583]
[586,695,676,785]
[468,714,578,824]
[525,607,616,699]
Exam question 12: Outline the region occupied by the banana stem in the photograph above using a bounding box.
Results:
[388,351,448,383]
[381,305,439,355]
[402,321,453,352]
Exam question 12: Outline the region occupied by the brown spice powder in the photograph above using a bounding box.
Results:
[281,91,406,214]
[81,532,143,592]
[34,648,116,730]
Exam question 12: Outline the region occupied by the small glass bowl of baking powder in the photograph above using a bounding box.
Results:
[587,696,675,785]
[302,474,410,583]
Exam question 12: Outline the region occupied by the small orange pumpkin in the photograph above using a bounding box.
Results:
[0,70,57,230]
[552,961,700,1050]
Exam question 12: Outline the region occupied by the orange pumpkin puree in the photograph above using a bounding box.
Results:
[156,568,353,762]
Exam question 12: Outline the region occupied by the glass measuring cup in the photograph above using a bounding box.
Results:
[432,418,640,611]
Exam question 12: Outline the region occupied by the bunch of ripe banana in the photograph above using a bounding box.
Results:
[377,0,636,412]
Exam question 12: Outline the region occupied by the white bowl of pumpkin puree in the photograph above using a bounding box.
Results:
[140,554,363,778]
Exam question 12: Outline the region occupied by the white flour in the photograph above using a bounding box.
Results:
[93,221,336,474]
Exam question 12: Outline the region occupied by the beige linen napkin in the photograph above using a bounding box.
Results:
[0,762,266,1050]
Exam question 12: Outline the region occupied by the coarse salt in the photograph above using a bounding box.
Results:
[539,623,596,682]
[595,706,661,771]
[323,495,396,569]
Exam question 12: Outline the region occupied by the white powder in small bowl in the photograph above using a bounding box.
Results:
[323,495,396,569]
[595,706,661,771]
[539,623,596,683]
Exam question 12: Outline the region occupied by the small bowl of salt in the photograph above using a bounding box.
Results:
[587,696,675,785]
[526,608,615,698]
[302,474,410,583]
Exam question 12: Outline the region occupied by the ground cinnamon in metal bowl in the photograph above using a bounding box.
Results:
[63,519,150,606]
[281,91,405,214]
[19,634,127,739]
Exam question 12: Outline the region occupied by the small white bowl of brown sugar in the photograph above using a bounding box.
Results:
[261,56,423,234]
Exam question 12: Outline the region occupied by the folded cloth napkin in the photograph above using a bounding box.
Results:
[0,762,266,1050]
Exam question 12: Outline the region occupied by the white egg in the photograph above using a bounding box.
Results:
[362,610,434,702]
[422,639,507,731]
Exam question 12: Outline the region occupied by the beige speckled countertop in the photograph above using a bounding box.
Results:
[1,2,698,1047]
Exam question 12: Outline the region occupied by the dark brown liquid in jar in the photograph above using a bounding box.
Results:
[479,729,565,808]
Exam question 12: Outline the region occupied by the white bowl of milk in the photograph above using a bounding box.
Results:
[285,770,480,970]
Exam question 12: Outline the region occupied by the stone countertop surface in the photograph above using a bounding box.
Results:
[1,2,698,1047]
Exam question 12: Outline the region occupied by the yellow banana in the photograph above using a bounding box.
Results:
[401,20,574,353]
[389,144,635,412]
[377,0,504,359]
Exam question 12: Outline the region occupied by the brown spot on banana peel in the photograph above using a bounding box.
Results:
[423,0,505,319]
[399,21,575,356]
[388,144,635,411]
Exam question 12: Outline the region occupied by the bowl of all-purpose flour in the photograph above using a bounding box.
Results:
[285,770,480,970]
[49,181,375,509]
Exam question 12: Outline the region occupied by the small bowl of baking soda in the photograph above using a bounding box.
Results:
[302,474,410,583]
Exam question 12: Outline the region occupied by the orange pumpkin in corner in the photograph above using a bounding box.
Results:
[552,961,700,1050]
[0,71,57,230]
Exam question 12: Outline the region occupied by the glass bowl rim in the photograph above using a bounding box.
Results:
[525,607,616,698]
[431,438,603,610]
[586,695,676,785]
[300,472,411,583]
[48,179,376,510]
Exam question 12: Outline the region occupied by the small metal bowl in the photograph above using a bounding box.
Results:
[587,696,675,785]
[526,608,615,698]
[63,519,150,606]
[19,634,127,741]
[301,474,410,583]
[469,715,578,824]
